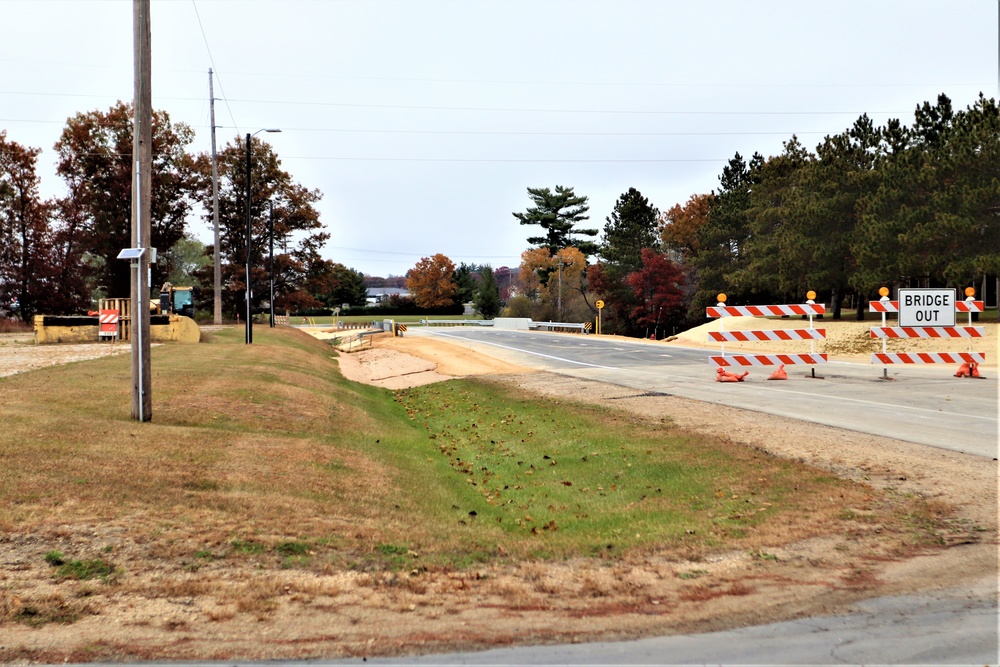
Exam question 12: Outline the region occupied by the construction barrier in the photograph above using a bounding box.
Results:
[98,310,119,339]
[870,326,984,339]
[869,288,986,376]
[707,292,827,378]
[709,329,826,342]
[706,304,825,318]
[871,352,987,365]
[711,353,828,367]
[98,297,130,340]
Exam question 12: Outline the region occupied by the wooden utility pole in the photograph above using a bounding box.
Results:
[131,0,152,421]
[210,69,222,325]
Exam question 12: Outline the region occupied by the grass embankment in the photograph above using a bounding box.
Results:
[0,327,946,624]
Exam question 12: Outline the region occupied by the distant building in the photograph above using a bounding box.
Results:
[366,287,410,305]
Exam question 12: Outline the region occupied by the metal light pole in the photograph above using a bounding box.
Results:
[268,200,275,328]
[245,128,281,344]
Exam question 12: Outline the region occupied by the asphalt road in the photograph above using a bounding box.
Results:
[332,588,998,665]
[409,327,998,459]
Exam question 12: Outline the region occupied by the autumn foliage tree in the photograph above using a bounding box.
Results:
[194,134,328,317]
[407,254,457,308]
[625,249,687,337]
[0,132,56,321]
[660,193,711,261]
[54,101,198,300]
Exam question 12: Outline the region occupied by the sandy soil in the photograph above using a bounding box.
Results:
[664,314,998,368]
[0,333,130,377]
[0,323,996,663]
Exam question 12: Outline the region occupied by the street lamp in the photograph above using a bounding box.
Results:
[268,200,275,328]
[245,128,281,344]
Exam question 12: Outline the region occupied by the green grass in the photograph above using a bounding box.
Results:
[392,381,848,557]
[44,552,118,582]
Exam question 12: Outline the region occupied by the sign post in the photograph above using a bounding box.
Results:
[595,300,604,335]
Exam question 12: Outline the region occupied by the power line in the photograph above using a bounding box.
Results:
[216,125,829,138]
[0,90,919,117]
[208,98,915,117]
[189,0,239,133]
[283,156,728,164]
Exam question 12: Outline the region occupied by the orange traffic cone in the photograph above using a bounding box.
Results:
[970,361,984,378]
[767,364,787,380]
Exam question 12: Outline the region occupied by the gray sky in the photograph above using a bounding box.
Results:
[2,0,997,277]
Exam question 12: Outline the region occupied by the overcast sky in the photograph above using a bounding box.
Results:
[2,0,997,277]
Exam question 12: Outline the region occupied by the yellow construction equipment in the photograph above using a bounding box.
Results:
[158,282,196,319]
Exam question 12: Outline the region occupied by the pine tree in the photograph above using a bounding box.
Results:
[600,187,660,278]
[473,265,501,319]
[513,185,598,257]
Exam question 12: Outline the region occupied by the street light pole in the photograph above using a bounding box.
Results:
[245,128,281,344]
[268,200,275,328]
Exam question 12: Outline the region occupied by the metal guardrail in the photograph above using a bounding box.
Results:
[418,319,590,333]
[530,321,589,333]
[420,319,495,326]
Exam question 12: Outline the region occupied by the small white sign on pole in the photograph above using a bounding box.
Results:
[898,288,956,327]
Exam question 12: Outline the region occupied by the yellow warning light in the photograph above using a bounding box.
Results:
[965,287,976,297]
[717,293,727,303]
[806,290,816,300]
[879,287,890,297]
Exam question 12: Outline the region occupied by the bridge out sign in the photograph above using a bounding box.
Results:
[898,288,956,327]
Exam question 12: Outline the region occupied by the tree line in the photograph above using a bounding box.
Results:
[504,93,999,336]
[3,93,996,333]
[0,101,366,323]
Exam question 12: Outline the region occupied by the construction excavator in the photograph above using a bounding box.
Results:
[157,282,196,319]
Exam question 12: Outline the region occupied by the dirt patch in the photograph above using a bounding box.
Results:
[0,325,995,663]
[335,332,535,389]
[0,334,130,377]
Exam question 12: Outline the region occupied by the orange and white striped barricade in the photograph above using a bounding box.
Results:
[869,288,986,378]
[871,352,986,365]
[99,309,119,340]
[710,352,828,367]
[706,292,827,380]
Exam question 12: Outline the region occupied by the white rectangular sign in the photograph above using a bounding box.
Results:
[898,288,956,327]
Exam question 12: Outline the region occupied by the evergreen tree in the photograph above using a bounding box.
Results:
[600,187,660,278]
[854,94,1000,293]
[312,261,368,308]
[453,262,479,304]
[473,265,501,319]
[690,152,764,314]
[513,185,598,257]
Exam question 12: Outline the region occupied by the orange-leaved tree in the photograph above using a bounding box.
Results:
[406,253,456,308]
